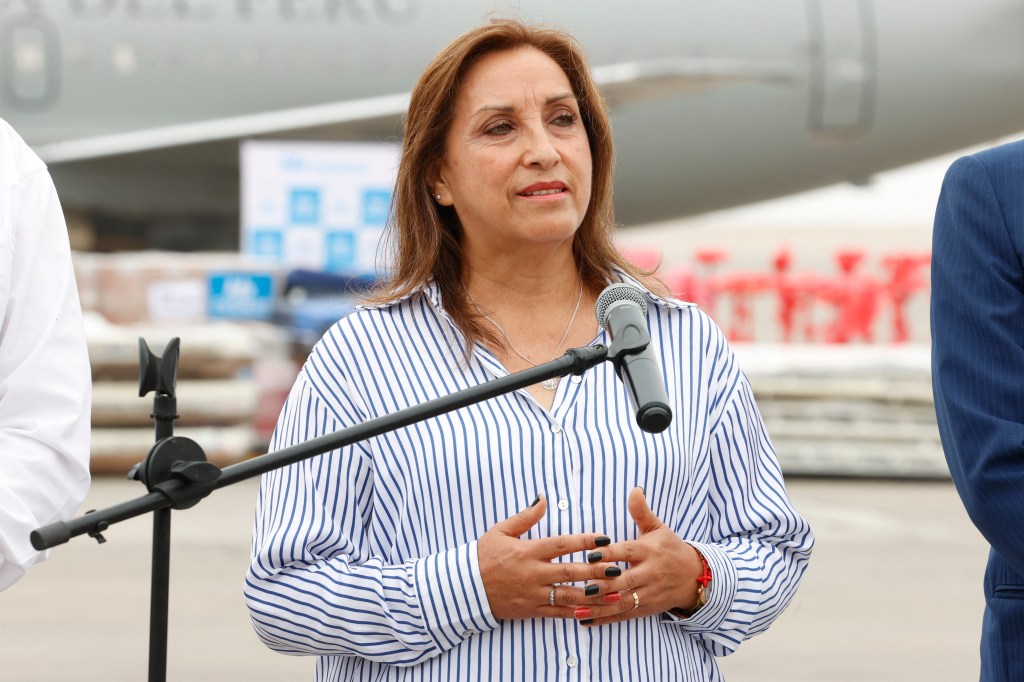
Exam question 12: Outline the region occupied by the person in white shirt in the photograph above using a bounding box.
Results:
[0,117,92,591]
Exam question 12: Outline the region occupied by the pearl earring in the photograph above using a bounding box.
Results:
[434,194,442,201]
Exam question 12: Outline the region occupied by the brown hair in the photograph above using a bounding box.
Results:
[369,17,647,351]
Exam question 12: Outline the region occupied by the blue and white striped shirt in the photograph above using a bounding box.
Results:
[245,274,813,681]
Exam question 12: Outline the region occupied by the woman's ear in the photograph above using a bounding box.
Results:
[428,166,452,206]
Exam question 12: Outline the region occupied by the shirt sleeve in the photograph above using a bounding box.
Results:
[0,165,92,591]
[931,154,1024,577]
[660,330,814,656]
[244,369,498,666]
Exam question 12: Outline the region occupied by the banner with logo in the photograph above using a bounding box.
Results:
[240,140,399,275]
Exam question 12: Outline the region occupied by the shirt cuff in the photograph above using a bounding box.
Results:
[659,540,736,632]
[413,540,499,651]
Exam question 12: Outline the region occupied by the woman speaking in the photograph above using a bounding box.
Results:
[245,18,813,681]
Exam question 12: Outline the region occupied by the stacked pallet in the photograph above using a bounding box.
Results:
[735,344,946,478]
[73,247,301,476]
[87,313,296,476]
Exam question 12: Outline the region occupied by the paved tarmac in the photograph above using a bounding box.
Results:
[0,475,987,681]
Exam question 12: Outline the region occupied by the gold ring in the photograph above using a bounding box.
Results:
[629,588,640,610]
[549,587,557,607]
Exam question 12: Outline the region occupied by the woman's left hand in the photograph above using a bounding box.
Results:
[573,487,705,627]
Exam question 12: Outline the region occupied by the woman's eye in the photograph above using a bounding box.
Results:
[552,112,578,127]
[485,120,514,135]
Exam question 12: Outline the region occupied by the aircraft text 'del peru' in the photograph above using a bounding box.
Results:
[2,0,1024,231]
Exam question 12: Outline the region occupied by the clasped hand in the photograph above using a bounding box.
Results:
[477,488,705,626]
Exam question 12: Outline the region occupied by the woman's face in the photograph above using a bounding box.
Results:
[433,47,593,258]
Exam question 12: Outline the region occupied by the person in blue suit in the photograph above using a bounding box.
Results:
[932,139,1024,681]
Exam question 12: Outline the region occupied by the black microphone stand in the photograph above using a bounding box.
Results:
[32,328,650,682]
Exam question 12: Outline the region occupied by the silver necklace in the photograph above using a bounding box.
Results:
[467,280,584,391]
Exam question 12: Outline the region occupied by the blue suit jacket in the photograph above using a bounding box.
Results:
[933,140,1024,681]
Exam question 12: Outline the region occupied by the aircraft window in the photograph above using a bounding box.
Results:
[1,14,60,108]
[111,43,139,75]
[13,28,46,76]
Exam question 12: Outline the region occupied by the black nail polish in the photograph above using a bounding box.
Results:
[580,619,593,626]
[585,584,599,596]
[529,494,541,507]
[587,552,602,564]
[595,535,611,547]
[639,486,646,495]
[605,566,621,578]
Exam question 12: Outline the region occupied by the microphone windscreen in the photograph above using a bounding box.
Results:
[595,283,648,327]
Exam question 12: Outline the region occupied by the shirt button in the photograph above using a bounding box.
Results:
[557,499,569,511]
[571,374,582,384]
[566,655,578,668]
[551,424,562,434]
[462,630,474,637]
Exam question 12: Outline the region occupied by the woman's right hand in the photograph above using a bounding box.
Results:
[477,495,621,620]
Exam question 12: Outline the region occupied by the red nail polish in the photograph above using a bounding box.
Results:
[603,593,621,604]
[574,607,592,619]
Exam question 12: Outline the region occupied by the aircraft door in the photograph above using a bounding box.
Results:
[807,0,876,138]
[0,11,60,110]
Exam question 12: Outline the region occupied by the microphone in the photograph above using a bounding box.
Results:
[595,283,672,433]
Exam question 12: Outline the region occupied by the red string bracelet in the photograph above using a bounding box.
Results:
[696,551,712,589]
[674,547,712,618]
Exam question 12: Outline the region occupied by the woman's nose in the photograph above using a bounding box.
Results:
[521,125,560,169]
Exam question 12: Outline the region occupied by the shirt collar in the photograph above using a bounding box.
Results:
[355,280,439,312]
[610,268,695,313]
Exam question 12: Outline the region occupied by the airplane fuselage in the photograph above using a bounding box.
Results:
[2,0,1024,229]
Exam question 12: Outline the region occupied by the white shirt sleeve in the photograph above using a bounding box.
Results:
[0,123,92,591]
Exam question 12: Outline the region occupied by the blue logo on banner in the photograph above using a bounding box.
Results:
[325,231,358,272]
[290,188,321,224]
[250,229,283,261]
[362,188,391,225]
[208,272,275,320]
